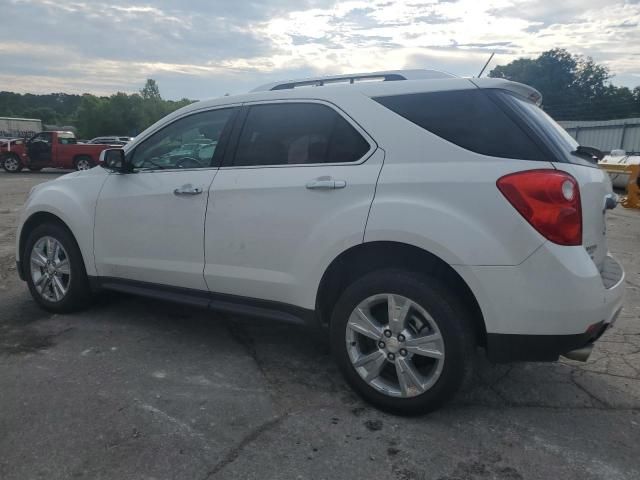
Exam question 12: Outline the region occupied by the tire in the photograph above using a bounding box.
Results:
[330,269,474,415]
[2,154,23,173]
[23,222,92,313]
[74,156,93,171]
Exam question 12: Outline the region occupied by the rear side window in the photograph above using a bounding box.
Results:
[374,90,546,161]
[233,103,370,167]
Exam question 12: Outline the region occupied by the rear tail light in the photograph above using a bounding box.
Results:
[497,169,582,246]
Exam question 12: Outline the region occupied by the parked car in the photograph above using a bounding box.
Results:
[88,136,134,145]
[1,131,112,172]
[15,70,625,414]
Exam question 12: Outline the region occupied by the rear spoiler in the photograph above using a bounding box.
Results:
[469,78,543,106]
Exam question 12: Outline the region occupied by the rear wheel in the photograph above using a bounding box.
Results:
[2,154,23,173]
[330,270,474,415]
[24,222,92,313]
[74,156,93,171]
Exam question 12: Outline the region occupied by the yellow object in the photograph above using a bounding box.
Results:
[599,163,640,210]
[621,165,640,209]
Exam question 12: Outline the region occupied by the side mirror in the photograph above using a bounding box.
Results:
[100,148,132,173]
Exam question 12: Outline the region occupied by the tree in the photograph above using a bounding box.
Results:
[75,94,107,138]
[22,106,60,125]
[489,49,639,120]
[0,80,196,138]
[140,79,161,101]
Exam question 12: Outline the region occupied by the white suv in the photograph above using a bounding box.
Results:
[16,70,625,414]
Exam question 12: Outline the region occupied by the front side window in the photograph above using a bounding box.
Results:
[374,90,547,161]
[233,103,370,167]
[132,108,235,170]
[32,132,52,144]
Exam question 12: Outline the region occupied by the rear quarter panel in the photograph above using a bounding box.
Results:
[354,97,553,266]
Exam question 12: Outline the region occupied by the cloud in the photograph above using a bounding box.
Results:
[0,0,638,99]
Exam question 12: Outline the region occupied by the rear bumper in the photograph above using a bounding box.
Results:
[486,317,617,362]
[455,244,626,362]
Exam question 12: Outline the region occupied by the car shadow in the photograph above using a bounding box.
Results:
[86,292,640,412]
[4,287,638,413]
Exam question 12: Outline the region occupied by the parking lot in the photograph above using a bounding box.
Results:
[0,170,638,480]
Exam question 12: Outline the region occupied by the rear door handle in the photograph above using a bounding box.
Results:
[306,177,347,190]
[174,184,203,196]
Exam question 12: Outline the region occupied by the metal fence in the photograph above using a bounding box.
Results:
[559,118,640,154]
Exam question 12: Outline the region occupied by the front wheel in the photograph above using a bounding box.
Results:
[330,270,474,415]
[2,154,23,173]
[24,223,92,313]
[74,156,93,171]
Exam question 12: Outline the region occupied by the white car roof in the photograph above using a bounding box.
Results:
[182,70,540,112]
[126,71,542,152]
[251,69,456,92]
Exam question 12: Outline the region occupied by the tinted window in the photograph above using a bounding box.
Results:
[233,103,370,167]
[133,108,234,170]
[32,132,52,144]
[374,90,546,161]
[497,91,594,167]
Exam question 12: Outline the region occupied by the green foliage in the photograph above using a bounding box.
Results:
[140,79,161,101]
[489,49,640,120]
[0,80,195,138]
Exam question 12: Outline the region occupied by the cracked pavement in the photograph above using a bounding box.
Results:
[1,171,639,480]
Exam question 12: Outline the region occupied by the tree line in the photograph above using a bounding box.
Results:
[0,79,193,139]
[489,49,640,121]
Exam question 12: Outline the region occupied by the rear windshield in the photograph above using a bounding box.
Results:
[57,132,77,144]
[374,89,547,161]
[496,91,594,167]
[374,89,590,166]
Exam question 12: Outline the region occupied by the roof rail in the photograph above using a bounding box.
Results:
[251,69,456,92]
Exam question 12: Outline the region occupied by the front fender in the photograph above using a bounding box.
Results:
[17,169,109,276]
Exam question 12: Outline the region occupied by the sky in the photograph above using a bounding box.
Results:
[0,0,639,100]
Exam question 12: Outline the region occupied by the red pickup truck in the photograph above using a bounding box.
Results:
[1,131,111,172]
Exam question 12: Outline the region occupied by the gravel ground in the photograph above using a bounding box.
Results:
[1,170,639,480]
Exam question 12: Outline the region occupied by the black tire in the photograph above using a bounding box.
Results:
[74,155,94,171]
[330,269,474,415]
[24,222,92,313]
[2,154,23,173]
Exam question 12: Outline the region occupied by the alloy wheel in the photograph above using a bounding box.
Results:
[345,293,445,398]
[30,236,71,302]
[76,158,91,170]
[4,157,19,172]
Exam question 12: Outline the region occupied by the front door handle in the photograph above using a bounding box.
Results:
[306,177,347,190]
[174,184,203,196]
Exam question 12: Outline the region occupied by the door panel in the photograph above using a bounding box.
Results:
[94,170,217,290]
[203,149,384,308]
[27,132,53,165]
[94,106,238,289]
